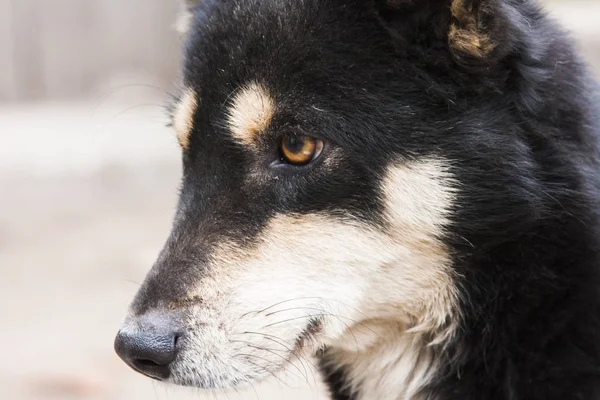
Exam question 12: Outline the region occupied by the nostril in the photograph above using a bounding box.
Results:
[135,358,163,368]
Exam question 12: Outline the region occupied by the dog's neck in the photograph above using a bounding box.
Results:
[320,321,443,400]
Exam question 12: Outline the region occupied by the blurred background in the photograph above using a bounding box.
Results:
[0,1,598,399]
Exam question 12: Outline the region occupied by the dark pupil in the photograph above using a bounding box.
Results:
[285,135,304,154]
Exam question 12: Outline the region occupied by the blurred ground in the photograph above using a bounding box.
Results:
[1,2,599,400]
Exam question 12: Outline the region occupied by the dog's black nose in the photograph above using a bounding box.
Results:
[114,314,180,380]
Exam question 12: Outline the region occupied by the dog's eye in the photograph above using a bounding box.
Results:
[280,134,324,165]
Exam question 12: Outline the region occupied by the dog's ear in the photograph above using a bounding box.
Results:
[374,0,520,68]
[176,0,203,35]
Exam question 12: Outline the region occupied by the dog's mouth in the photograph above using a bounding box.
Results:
[165,316,325,389]
[294,317,323,352]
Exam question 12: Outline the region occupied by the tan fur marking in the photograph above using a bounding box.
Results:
[377,159,459,337]
[449,0,496,58]
[227,82,275,148]
[173,89,198,150]
[451,0,476,24]
[325,159,459,399]
[327,330,439,400]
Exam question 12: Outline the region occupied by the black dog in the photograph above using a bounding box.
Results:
[115,1,600,399]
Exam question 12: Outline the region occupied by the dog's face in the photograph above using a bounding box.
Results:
[115,0,523,390]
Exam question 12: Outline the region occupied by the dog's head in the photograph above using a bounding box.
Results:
[115,0,537,389]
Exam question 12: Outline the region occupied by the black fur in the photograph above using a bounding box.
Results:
[134,0,600,398]
[319,349,356,400]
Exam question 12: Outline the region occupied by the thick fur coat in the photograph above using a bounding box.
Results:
[115,1,600,399]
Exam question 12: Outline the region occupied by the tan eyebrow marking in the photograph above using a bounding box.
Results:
[227,82,275,148]
[173,89,198,150]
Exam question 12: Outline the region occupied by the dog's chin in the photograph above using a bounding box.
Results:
[169,369,250,390]
[168,351,293,390]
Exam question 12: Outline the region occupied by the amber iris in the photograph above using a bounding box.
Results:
[280,134,323,165]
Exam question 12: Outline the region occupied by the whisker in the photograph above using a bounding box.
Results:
[238,331,319,372]
[263,314,328,328]
[265,306,382,344]
[218,85,243,118]
[229,365,260,400]
[240,297,321,319]
[238,356,291,388]
[248,344,309,383]
[92,83,175,112]
[240,296,371,321]
[262,312,367,352]
[229,339,309,381]
[106,103,169,123]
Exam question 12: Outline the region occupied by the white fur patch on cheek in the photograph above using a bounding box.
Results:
[369,158,460,337]
[325,158,460,400]
[382,158,457,233]
[178,214,398,367]
[229,216,391,328]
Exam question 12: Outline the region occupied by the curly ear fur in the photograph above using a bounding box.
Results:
[448,0,497,60]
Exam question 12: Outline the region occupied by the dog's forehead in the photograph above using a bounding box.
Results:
[174,0,427,158]
[179,0,382,107]
[171,0,427,172]
[182,0,317,78]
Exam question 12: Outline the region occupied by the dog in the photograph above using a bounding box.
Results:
[114,1,600,399]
